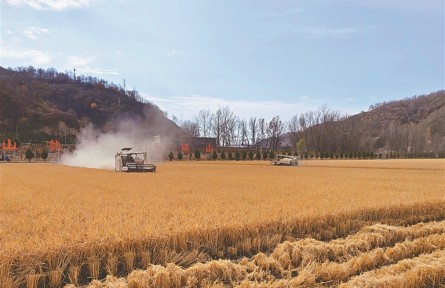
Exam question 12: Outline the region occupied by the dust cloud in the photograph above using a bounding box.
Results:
[61,121,156,170]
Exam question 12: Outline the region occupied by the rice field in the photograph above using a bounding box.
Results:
[0,159,444,287]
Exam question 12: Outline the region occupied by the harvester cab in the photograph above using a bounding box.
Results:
[115,147,156,172]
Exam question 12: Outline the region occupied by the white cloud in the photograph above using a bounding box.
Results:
[299,25,377,39]
[81,67,119,75]
[5,0,94,10]
[67,55,95,67]
[1,47,52,65]
[143,94,322,122]
[22,26,50,40]
[65,55,119,75]
[164,49,185,56]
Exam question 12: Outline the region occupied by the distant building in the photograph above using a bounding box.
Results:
[176,136,217,152]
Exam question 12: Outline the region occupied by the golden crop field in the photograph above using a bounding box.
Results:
[0,159,444,287]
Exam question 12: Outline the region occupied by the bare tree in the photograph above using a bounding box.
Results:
[220,106,237,147]
[239,119,249,147]
[410,125,426,154]
[257,117,267,149]
[211,106,237,147]
[211,108,223,146]
[288,114,301,151]
[181,120,199,137]
[297,106,346,153]
[268,116,284,151]
[195,109,211,137]
[249,117,258,148]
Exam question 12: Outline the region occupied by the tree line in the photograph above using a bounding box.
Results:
[179,95,444,157]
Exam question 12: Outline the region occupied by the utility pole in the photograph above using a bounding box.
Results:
[73,68,76,81]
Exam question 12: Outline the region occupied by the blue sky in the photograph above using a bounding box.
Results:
[1,0,444,122]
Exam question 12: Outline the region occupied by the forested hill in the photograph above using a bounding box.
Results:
[0,66,183,144]
[284,90,445,156]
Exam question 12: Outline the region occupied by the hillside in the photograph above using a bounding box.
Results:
[0,66,183,144]
[347,91,445,152]
[281,90,445,155]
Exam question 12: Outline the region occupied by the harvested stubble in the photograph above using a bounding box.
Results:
[340,249,445,288]
[78,221,445,287]
[0,160,444,287]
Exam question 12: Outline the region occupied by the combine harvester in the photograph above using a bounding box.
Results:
[271,154,298,166]
[115,147,156,172]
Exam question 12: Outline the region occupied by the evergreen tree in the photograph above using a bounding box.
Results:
[262,150,268,161]
[177,151,183,160]
[41,147,49,162]
[256,150,261,161]
[194,150,201,160]
[25,147,34,162]
[168,151,174,161]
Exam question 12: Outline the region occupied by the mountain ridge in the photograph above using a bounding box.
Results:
[0,66,183,144]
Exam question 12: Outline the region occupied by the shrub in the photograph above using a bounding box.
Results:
[256,150,261,161]
[242,151,247,160]
[262,150,268,161]
[177,151,183,160]
[194,150,201,160]
[220,150,226,160]
[41,147,49,162]
[235,151,240,161]
[25,147,34,162]
[168,151,174,161]
[228,151,233,160]
[268,151,274,159]
[212,151,218,160]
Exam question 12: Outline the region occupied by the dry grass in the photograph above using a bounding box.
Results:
[0,159,444,287]
[79,220,445,288]
[301,158,445,170]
